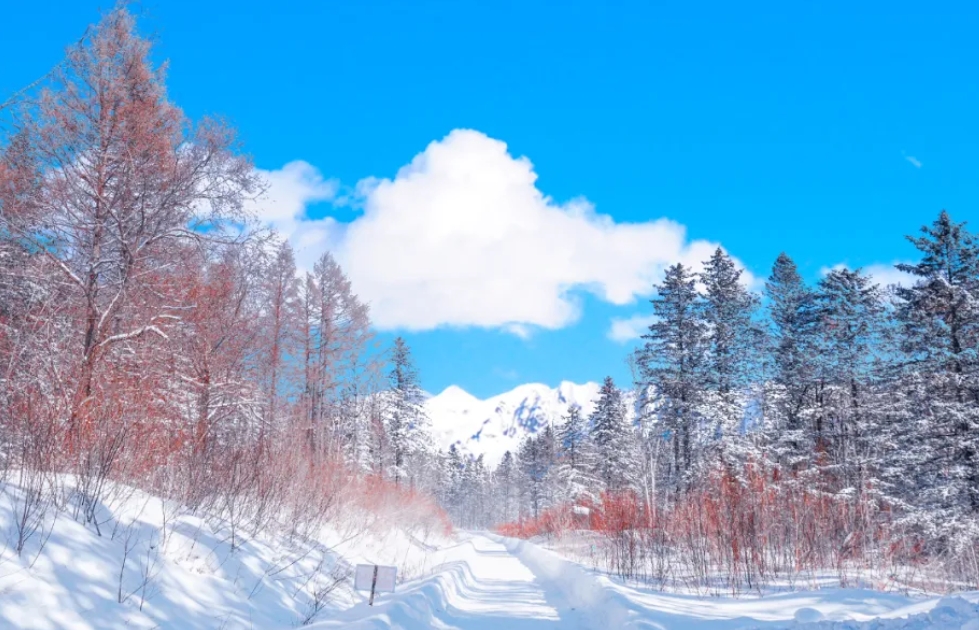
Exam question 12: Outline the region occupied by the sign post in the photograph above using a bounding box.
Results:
[354,564,397,606]
[368,565,379,605]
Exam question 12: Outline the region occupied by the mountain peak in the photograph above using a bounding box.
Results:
[434,384,477,401]
[426,380,606,466]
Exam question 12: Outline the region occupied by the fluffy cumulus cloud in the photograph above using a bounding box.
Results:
[251,129,750,333]
[247,160,340,258]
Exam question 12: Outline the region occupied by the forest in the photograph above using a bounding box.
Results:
[2,7,978,603]
[462,218,979,593]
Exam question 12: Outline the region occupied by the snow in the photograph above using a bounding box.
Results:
[426,380,610,465]
[0,478,449,629]
[2,479,978,630]
[311,533,979,630]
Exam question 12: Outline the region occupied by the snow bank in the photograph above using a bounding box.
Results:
[0,478,451,629]
[784,596,979,630]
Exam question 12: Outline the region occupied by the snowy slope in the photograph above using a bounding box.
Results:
[0,478,451,630]
[426,381,608,465]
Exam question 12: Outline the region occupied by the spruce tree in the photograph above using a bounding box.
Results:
[444,444,465,520]
[894,211,979,536]
[555,404,595,501]
[589,376,637,493]
[496,451,516,523]
[518,430,554,519]
[764,253,819,470]
[386,337,430,487]
[699,248,762,468]
[641,263,707,491]
[813,267,890,497]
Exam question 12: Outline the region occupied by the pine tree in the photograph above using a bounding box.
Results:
[812,267,890,497]
[698,248,762,468]
[894,211,979,538]
[640,263,707,491]
[386,337,430,487]
[495,451,517,524]
[443,444,465,520]
[555,404,595,501]
[589,376,637,493]
[764,253,819,470]
[517,428,556,519]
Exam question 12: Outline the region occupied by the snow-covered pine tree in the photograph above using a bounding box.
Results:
[457,454,490,528]
[538,423,561,510]
[517,426,558,520]
[588,376,637,493]
[495,451,517,524]
[698,248,763,469]
[812,267,891,499]
[555,404,596,502]
[894,211,979,542]
[443,444,465,520]
[763,253,819,471]
[385,337,431,487]
[640,263,707,492]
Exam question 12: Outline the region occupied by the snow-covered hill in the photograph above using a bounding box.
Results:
[426,381,624,465]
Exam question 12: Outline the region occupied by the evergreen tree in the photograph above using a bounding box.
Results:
[812,267,891,496]
[555,404,595,501]
[443,444,465,520]
[764,253,819,469]
[698,248,762,467]
[386,337,430,487]
[589,377,637,493]
[495,451,517,524]
[894,211,979,536]
[641,263,707,491]
[517,428,557,519]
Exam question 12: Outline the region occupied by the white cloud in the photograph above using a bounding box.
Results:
[820,262,916,289]
[502,323,534,340]
[608,314,658,343]
[247,160,340,268]
[253,129,753,333]
[863,263,917,289]
[901,150,922,168]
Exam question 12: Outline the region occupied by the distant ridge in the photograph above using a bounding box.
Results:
[426,381,616,465]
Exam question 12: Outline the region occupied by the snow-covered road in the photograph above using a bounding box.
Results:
[312,533,979,630]
[312,533,596,628]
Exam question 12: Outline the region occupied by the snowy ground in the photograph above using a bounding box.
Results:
[311,533,979,630]
[0,478,450,629]
[2,480,978,629]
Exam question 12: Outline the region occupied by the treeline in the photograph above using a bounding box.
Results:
[461,214,979,592]
[0,9,446,554]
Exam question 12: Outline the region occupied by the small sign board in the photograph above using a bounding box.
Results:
[374,566,397,592]
[354,565,375,591]
[354,564,397,605]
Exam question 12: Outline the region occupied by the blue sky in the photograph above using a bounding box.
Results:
[3,1,978,398]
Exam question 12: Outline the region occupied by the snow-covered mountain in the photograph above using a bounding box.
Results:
[425,381,604,466]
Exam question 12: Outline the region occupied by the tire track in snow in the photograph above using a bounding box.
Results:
[488,533,634,629]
